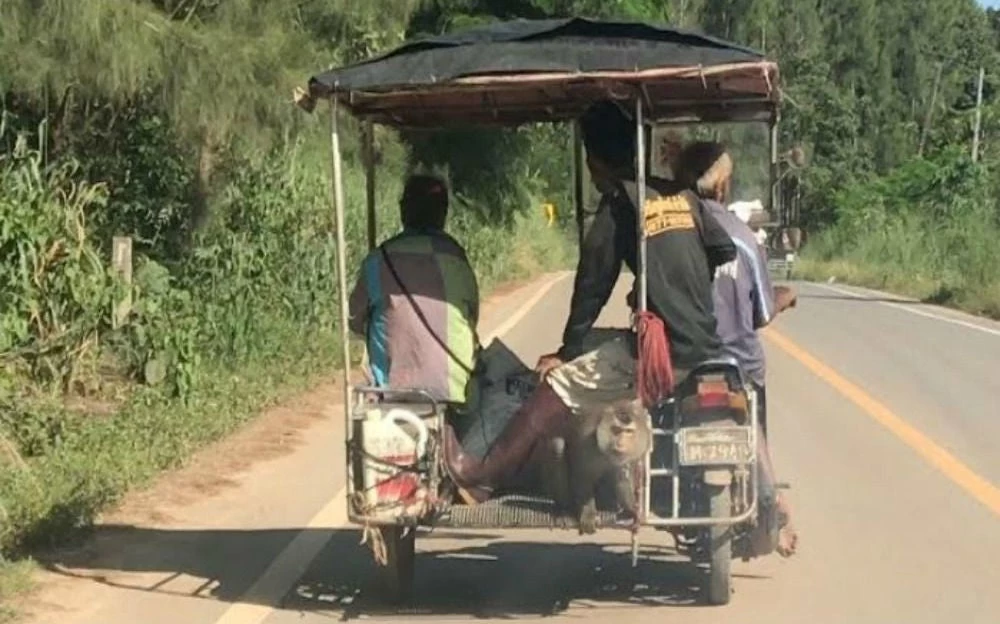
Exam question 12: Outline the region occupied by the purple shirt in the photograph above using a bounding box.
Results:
[703,200,775,386]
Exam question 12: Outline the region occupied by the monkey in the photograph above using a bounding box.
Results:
[540,398,653,535]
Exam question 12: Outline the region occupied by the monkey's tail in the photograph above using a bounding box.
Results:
[636,311,674,408]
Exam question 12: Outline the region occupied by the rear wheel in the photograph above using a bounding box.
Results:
[378,526,416,604]
[703,484,733,605]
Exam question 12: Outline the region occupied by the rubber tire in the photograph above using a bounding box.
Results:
[378,526,416,604]
[704,484,733,606]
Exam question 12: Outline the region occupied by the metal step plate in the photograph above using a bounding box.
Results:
[436,494,624,530]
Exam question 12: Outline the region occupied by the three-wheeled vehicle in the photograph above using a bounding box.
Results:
[299,17,785,607]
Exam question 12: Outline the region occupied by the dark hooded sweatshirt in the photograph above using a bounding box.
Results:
[557,177,736,371]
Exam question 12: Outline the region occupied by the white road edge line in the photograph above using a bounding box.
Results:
[211,270,571,624]
[482,270,572,343]
[214,489,346,624]
[813,282,1000,338]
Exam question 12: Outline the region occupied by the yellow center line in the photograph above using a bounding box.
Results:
[763,326,1000,517]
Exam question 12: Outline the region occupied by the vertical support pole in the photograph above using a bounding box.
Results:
[635,99,647,315]
[330,99,352,438]
[973,67,985,163]
[573,121,585,248]
[364,121,377,249]
[634,97,648,527]
[768,118,779,225]
[111,236,132,329]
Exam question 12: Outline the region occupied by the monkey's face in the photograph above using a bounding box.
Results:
[596,400,652,464]
[609,410,637,453]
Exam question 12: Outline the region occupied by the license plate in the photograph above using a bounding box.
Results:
[677,426,753,466]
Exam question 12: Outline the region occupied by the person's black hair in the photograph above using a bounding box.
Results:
[579,100,637,170]
[400,174,449,230]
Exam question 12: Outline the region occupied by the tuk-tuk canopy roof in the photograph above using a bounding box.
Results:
[307,18,781,128]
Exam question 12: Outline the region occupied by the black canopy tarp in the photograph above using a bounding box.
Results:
[307,18,780,127]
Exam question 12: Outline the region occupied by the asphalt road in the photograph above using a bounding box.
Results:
[24,273,1000,624]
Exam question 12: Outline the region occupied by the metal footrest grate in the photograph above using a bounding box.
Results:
[436,494,624,530]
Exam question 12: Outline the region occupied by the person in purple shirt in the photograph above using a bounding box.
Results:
[678,141,799,558]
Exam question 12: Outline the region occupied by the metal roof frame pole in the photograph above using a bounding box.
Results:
[364,121,377,250]
[768,116,779,225]
[635,98,648,316]
[633,96,648,537]
[573,121,585,248]
[329,98,353,443]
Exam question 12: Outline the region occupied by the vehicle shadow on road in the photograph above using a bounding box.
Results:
[297,536,708,619]
[37,525,720,619]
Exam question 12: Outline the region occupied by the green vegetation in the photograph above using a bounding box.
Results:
[0,0,577,569]
[3,0,1000,604]
[776,1,1000,317]
[0,117,573,558]
[792,148,1000,318]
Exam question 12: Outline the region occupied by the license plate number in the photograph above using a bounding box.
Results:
[677,426,753,466]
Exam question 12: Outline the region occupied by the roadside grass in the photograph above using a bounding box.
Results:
[793,245,1000,321]
[792,147,1000,321]
[0,211,573,614]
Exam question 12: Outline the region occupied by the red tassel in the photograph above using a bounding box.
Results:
[636,311,674,408]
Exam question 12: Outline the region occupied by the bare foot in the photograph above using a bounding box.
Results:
[776,495,799,557]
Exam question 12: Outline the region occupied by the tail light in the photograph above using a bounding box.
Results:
[696,379,731,409]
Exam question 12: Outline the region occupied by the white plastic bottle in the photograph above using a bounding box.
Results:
[361,407,429,518]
